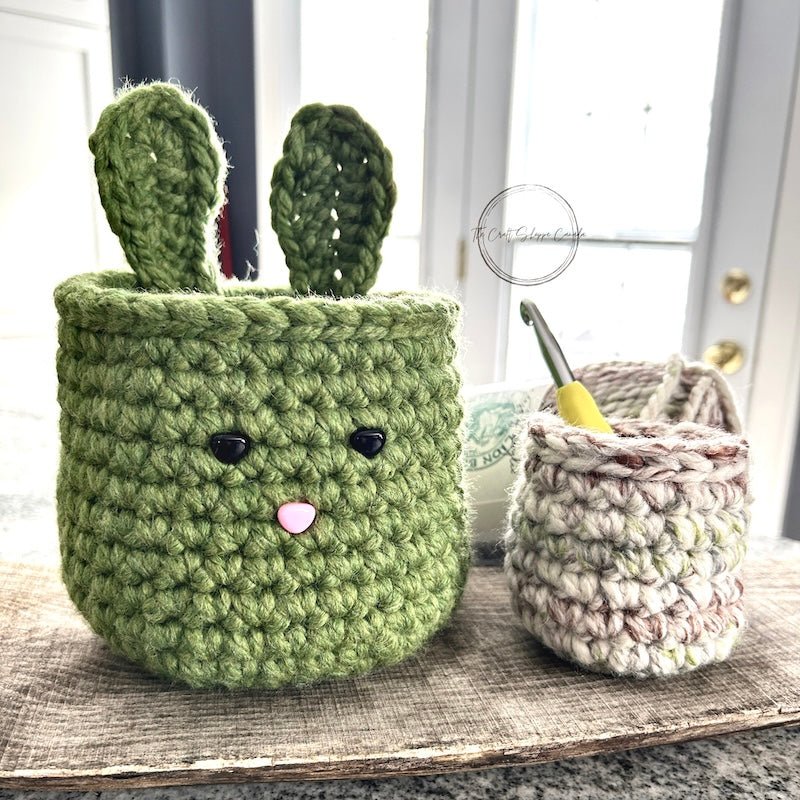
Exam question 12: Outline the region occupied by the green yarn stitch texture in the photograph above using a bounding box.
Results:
[56,84,469,689]
[270,103,397,297]
[89,82,227,293]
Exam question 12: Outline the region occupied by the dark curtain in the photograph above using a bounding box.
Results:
[108,0,259,280]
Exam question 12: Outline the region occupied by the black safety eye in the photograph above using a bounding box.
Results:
[349,428,386,459]
[209,432,251,465]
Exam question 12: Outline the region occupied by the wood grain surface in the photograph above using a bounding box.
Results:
[1,558,798,790]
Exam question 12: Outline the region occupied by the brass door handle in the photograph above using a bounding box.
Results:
[721,268,752,304]
[703,340,745,374]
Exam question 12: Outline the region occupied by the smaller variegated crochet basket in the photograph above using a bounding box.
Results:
[505,356,750,678]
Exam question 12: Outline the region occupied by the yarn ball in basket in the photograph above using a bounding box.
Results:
[55,83,469,689]
[504,412,750,678]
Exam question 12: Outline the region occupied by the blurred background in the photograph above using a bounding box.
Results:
[2,0,800,561]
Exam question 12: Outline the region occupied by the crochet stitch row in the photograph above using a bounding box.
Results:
[55,272,456,341]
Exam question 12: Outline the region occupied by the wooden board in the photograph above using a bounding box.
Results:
[1,558,799,790]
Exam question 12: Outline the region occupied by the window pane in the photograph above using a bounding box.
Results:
[373,236,422,292]
[508,0,724,240]
[505,245,692,384]
[300,0,428,287]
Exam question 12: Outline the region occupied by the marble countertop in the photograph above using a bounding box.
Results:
[0,725,796,800]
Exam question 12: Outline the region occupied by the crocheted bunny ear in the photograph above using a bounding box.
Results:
[89,82,227,293]
[270,104,397,297]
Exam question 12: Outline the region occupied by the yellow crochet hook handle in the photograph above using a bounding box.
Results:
[556,380,613,433]
[520,299,613,434]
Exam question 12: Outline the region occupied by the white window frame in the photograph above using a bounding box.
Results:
[253,0,301,284]
[422,0,800,539]
[686,0,800,540]
[748,39,800,542]
[422,0,517,385]
[683,0,800,418]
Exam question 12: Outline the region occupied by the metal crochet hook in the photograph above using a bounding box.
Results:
[520,299,613,433]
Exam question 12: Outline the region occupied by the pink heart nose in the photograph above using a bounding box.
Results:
[276,501,316,534]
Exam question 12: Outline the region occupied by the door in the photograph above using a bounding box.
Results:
[422,0,800,540]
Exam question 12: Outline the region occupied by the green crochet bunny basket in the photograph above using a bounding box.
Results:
[55,83,470,689]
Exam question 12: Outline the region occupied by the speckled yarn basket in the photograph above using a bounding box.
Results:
[506,361,750,678]
[540,355,742,433]
[54,84,469,689]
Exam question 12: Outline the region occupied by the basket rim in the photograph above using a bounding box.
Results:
[523,411,748,481]
[54,271,460,343]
